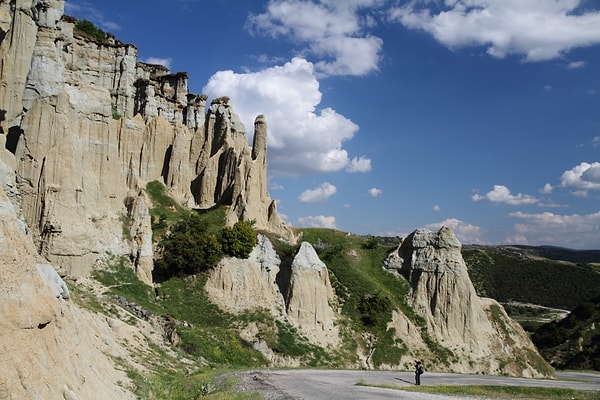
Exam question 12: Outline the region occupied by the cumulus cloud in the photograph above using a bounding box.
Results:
[298,215,338,229]
[247,0,383,76]
[509,210,600,249]
[298,182,337,203]
[203,58,371,176]
[368,187,382,197]
[142,57,172,70]
[433,205,441,211]
[593,137,600,147]
[346,156,372,173]
[425,218,485,245]
[390,0,600,62]
[540,183,553,194]
[472,185,539,205]
[559,162,600,195]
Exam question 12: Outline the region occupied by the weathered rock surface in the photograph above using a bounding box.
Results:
[206,236,339,348]
[284,242,339,347]
[383,226,552,377]
[0,154,136,399]
[0,0,295,284]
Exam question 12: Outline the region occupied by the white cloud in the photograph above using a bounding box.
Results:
[390,0,600,62]
[433,205,441,211]
[297,215,338,229]
[346,156,372,172]
[593,136,600,147]
[472,185,539,205]
[368,187,382,197]
[247,0,383,76]
[425,218,485,245]
[509,210,600,249]
[203,58,370,176]
[142,57,172,70]
[540,183,553,194]
[298,182,337,203]
[567,61,586,69]
[559,162,600,194]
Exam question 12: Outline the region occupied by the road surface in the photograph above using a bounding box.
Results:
[233,369,600,399]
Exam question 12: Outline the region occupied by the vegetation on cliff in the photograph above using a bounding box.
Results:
[73,19,107,42]
[147,181,256,279]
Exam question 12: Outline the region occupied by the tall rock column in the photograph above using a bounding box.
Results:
[284,242,339,347]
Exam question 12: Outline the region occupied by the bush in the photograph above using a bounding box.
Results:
[156,213,223,276]
[221,221,256,259]
[74,19,107,42]
[358,294,391,327]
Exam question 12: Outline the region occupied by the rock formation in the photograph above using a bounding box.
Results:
[0,148,137,399]
[0,0,295,284]
[206,236,339,349]
[383,226,551,377]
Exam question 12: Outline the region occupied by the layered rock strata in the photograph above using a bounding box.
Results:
[0,0,295,283]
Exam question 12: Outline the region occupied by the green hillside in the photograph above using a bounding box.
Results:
[461,244,600,371]
[462,245,600,310]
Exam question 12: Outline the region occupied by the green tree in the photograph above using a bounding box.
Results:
[156,213,223,276]
[221,221,256,259]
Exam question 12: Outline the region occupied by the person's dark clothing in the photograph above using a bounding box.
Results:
[415,363,423,385]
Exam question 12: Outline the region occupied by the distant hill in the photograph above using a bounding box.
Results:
[531,296,600,371]
[461,245,600,310]
[481,245,600,264]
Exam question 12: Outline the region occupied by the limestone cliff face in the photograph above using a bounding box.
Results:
[384,226,551,377]
[205,236,339,349]
[0,0,294,283]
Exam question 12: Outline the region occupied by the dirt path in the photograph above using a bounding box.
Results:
[232,369,600,399]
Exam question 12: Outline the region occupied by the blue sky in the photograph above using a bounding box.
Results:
[64,0,600,249]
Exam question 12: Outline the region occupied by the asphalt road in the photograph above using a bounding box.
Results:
[234,369,600,400]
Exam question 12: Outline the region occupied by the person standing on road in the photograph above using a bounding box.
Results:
[415,361,424,385]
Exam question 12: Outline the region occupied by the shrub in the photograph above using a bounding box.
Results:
[221,221,256,259]
[74,19,107,42]
[156,213,223,276]
[358,294,391,327]
[363,235,380,249]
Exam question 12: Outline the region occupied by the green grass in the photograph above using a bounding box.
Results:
[382,384,600,399]
[126,366,262,400]
[299,228,451,367]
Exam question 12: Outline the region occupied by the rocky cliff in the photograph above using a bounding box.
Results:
[0,1,555,397]
[0,147,138,399]
[0,0,295,285]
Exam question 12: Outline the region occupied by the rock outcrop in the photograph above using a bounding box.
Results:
[205,236,339,349]
[0,0,295,284]
[0,150,136,399]
[383,226,551,377]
